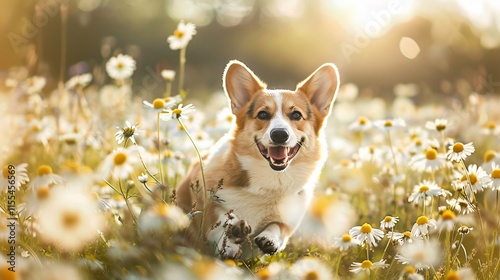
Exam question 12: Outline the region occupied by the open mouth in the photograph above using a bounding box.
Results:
[256,139,302,171]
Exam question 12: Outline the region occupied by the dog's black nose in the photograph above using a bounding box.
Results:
[270,129,289,144]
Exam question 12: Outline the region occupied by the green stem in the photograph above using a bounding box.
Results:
[179,47,186,98]
[387,131,399,215]
[165,81,172,98]
[157,112,164,183]
[177,118,207,244]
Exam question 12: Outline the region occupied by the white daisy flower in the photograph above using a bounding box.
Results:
[388,231,423,246]
[289,257,332,280]
[481,121,500,135]
[446,198,476,214]
[65,73,92,89]
[137,203,189,234]
[349,223,385,247]
[395,240,441,270]
[23,185,53,217]
[37,188,104,252]
[106,54,136,80]
[458,164,491,193]
[143,96,180,113]
[350,259,389,275]
[410,148,447,172]
[373,118,406,132]
[167,20,197,50]
[445,268,476,280]
[161,103,195,121]
[380,215,399,231]
[401,266,425,280]
[437,209,456,232]
[408,180,450,204]
[28,165,63,191]
[332,234,360,251]
[489,163,500,191]
[349,116,372,132]
[115,121,139,145]
[457,225,473,235]
[1,163,29,192]
[411,216,437,237]
[100,147,140,180]
[424,118,448,132]
[446,142,475,162]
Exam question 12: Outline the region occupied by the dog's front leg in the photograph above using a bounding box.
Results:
[207,211,252,259]
[254,222,290,255]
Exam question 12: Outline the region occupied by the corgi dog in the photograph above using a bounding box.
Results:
[176,60,339,259]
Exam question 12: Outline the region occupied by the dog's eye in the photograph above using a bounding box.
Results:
[290,111,303,121]
[257,111,271,120]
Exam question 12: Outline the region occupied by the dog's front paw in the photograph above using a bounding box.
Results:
[227,220,252,244]
[255,234,279,255]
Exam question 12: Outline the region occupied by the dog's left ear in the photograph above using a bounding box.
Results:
[297,63,340,119]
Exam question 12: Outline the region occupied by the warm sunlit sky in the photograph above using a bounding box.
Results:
[2,0,500,97]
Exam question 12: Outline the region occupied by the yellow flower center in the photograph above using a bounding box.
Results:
[441,210,455,220]
[37,165,53,176]
[491,169,500,179]
[37,186,50,200]
[310,197,329,219]
[403,231,412,238]
[174,29,184,38]
[341,234,352,242]
[419,185,430,193]
[62,211,80,229]
[32,124,41,132]
[416,216,429,225]
[116,62,124,69]
[436,123,446,131]
[404,266,416,274]
[86,254,96,261]
[383,216,393,223]
[485,121,496,130]
[484,150,496,163]
[155,204,169,216]
[384,120,393,127]
[358,116,367,125]
[361,260,373,269]
[445,270,460,280]
[369,146,375,154]
[113,152,127,166]
[172,108,182,115]
[360,223,373,234]
[340,159,351,167]
[256,267,271,280]
[461,173,478,185]
[153,98,165,109]
[305,271,319,280]
[425,149,438,160]
[224,259,236,267]
[453,142,464,153]
[414,139,422,146]
[2,165,8,178]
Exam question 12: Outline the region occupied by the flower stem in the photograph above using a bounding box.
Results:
[165,81,172,98]
[387,131,399,214]
[157,112,164,183]
[179,47,186,98]
[177,118,207,244]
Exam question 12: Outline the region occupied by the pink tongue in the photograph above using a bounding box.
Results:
[268,146,287,160]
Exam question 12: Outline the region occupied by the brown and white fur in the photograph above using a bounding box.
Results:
[176,60,339,259]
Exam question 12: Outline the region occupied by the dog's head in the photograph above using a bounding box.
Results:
[223,60,339,171]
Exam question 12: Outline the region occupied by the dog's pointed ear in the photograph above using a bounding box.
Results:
[223,60,266,114]
[297,63,340,119]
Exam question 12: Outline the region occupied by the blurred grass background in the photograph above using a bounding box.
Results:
[2,0,500,100]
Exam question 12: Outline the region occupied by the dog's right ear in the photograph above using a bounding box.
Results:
[223,60,266,115]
